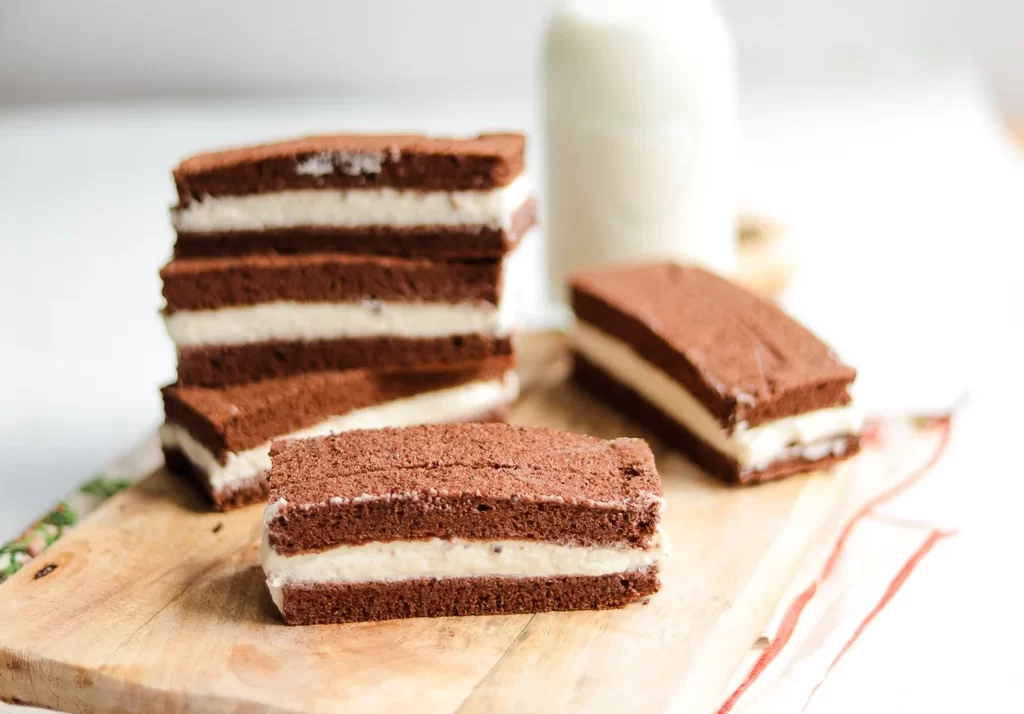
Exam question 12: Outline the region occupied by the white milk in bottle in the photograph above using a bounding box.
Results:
[545,0,739,302]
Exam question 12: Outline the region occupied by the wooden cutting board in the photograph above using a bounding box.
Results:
[0,334,851,714]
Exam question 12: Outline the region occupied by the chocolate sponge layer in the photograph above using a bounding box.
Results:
[161,253,503,313]
[174,133,526,202]
[163,356,514,459]
[571,263,856,431]
[176,334,514,388]
[265,423,664,554]
[277,569,660,625]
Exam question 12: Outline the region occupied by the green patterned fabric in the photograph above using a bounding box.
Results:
[0,503,77,583]
[0,475,132,584]
[79,476,132,499]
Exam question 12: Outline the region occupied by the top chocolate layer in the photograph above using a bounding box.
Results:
[266,423,662,553]
[571,263,856,430]
[163,357,513,460]
[174,133,526,202]
[161,253,502,312]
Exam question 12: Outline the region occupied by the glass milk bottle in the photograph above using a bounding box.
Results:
[545,0,739,302]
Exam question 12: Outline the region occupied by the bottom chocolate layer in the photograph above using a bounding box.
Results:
[162,406,510,511]
[177,334,515,387]
[277,567,660,625]
[163,446,269,511]
[572,355,861,485]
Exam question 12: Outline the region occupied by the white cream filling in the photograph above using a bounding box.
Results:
[159,371,519,492]
[571,322,862,471]
[172,174,533,233]
[262,531,666,602]
[164,296,514,347]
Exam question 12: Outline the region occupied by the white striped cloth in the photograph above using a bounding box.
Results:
[718,411,958,713]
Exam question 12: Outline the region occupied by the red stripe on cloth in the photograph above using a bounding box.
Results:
[860,417,885,448]
[717,582,819,714]
[862,416,952,510]
[799,528,956,712]
[822,416,951,579]
[716,416,953,714]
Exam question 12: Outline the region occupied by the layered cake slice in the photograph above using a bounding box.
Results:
[570,263,862,484]
[262,423,666,624]
[161,359,517,510]
[171,133,535,260]
[161,253,513,386]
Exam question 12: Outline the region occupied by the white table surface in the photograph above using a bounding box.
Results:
[1,65,1022,711]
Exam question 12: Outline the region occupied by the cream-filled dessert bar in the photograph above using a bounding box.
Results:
[161,253,514,386]
[261,423,666,624]
[161,359,517,510]
[570,263,862,484]
[171,133,535,260]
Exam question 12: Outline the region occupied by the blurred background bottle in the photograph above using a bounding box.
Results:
[544,0,739,303]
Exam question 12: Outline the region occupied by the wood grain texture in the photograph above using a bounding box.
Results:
[0,334,852,714]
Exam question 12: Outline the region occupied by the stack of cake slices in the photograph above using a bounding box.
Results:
[158,133,536,510]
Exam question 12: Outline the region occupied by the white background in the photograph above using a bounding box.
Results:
[1,2,1023,712]
[2,0,1024,116]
